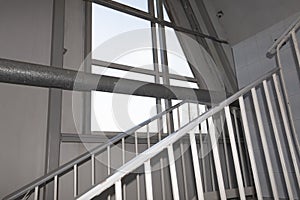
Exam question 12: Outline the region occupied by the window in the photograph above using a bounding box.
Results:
[90,1,203,133]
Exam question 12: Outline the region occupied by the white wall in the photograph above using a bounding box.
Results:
[0,0,53,198]
[233,12,300,198]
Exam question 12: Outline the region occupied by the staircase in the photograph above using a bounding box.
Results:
[3,15,300,200]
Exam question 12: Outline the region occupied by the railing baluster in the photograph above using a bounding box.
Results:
[177,107,181,129]
[272,73,300,188]
[54,175,58,200]
[121,138,126,200]
[74,164,78,197]
[34,186,39,200]
[157,115,166,200]
[147,124,150,148]
[262,80,294,198]
[189,130,205,200]
[135,131,140,200]
[220,112,232,189]
[232,109,248,186]
[144,160,154,200]
[209,152,216,191]
[179,103,189,200]
[239,96,263,200]
[115,180,122,200]
[107,146,111,200]
[167,145,180,200]
[91,154,95,186]
[197,104,207,192]
[251,88,279,199]
[224,106,246,200]
[200,132,207,192]
[207,117,226,200]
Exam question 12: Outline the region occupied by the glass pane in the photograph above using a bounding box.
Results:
[169,79,199,89]
[91,92,157,132]
[163,4,170,22]
[92,3,153,69]
[92,65,155,83]
[113,0,148,12]
[165,27,194,77]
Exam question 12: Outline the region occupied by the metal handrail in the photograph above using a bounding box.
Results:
[2,100,187,200]
[267,15,300,57]
[77,67,280,199]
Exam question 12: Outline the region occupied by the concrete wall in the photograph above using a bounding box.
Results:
[233,12,300,198]
[0,0,52,198]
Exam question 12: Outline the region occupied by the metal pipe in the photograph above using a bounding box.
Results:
[0,58,221,104]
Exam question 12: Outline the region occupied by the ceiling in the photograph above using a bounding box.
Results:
[208,0,300,45]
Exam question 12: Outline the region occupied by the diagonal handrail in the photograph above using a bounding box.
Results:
[77,67,280,200]
[2,100,187,200]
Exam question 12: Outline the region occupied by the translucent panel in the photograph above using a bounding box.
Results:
[162,4,170,22]
[113,0,148,12]
[169,79,199,89]
[92,65,154,83]
[199,105,208,134]
[114,49,154,70]
[165,27,194,77]
[91,92,157,132]
[92,3,153,69]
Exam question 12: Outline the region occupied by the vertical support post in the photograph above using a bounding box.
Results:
[83,0,92,134]
[262,80,294,198]
[207,117,226,200]
[44,0,65,199]
[238,96,263,200]
[273,74,300,189]
[251,88,279,199]
[167,145,180,200]
[115,180,122,200]
[149,0,166,198]
[157,0,174,134]
[224,107,246,200]
[144,160,154,200]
